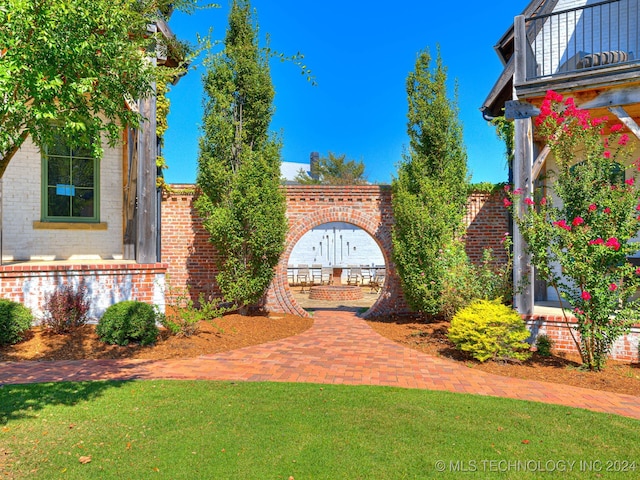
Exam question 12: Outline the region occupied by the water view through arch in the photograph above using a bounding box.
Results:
[287,222,386,313]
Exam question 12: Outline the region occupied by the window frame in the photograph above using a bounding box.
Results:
[41,135,100,223]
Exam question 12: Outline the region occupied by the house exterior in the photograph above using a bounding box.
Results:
[482,0,640,361]
[0,17,182,321]
[483,0,640,311]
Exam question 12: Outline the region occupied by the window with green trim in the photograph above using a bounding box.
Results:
[42,133,99,222]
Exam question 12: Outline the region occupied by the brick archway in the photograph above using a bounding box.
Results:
[264,185,408,317]
[162,184,509,318]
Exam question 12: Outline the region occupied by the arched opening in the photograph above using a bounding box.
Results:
[287,222,386,314]
[270,205,399,318]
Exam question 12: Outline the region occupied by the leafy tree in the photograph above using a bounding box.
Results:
[0,0,193,176]
[294,152,367,185]
[506,91,640,370]
[392,48,470,317]
[196,0,287,314]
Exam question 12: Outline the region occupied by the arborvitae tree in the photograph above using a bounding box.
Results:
[196,0,287,314]
[294,152,367,185]
[392,48,470,316]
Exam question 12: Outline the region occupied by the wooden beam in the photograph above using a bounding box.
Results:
[136,90,158,264]
[512,14,535,315]
[579,86,640,110]
[532,145,551,180]
[608,106,640,140]
[505,100,541,120]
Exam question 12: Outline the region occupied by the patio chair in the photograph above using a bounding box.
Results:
[360,266,371,285]
[369,269,385,293]
[311,264,323,285]
[321,267,334,285]
[347,266,362,286]
[297,265,311,292]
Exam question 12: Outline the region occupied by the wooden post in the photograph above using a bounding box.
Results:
[136,89,158,264]
[513,15,535,315]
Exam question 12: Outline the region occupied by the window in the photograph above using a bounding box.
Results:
[42,134,99,222]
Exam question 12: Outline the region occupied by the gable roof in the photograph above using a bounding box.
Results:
[480,0,560,118]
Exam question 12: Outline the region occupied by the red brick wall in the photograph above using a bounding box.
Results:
[526,314,640,363]
[464,192,511,266]
[161,186,221,304]
[161,185,510,318]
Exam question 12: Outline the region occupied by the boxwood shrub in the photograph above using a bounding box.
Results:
[96,301,158,346]
[448,299,531,362]
[0,298,33,345]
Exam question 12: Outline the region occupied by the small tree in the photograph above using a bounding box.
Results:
[392,48,470,317]
[196,0,287,314]
[506,90,640,370]
[294,152,367,185]
[0,0,193,175]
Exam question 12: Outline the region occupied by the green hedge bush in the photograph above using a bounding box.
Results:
[96,301,158,346]
[0,298,33,345]
[448,299,531,362]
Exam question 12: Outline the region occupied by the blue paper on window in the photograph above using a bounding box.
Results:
[56,184,75,196]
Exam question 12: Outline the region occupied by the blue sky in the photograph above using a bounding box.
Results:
[164,1,529,185]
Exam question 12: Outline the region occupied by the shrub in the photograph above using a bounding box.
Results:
[43,284,90,334]
[448,299,532,362]
[96,301,158,346]
[535,334,555,357]
[160,285,226,337]
[0,298,33,345]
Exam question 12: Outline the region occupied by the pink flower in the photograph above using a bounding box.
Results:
[581,291,592,301]
[572,216,584,226]
[626,178,635,186]
[539,197,547,206]
[604,207,611,214]
[503,184,511,192]
[619,134,630,146]
[611,123,624,132]
[589,238,604,245]
[574,307,584,315]
[609,283,618,292]
[503,198,512,207]
[553,219,571,231]
[513,188,523,195]
[588,204,597,211]
[636,267,640,275]
[605,237,621,251]
[604,151,611,159]
[525,198,535,206]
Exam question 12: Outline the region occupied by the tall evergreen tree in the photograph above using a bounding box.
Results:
[196,0,287,314]
[392,48,469,316]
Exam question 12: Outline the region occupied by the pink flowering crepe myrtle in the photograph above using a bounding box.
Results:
[505,89,640,370]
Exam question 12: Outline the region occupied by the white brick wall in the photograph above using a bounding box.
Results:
[1,136,123,260]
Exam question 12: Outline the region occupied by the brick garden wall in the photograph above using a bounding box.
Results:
[161,185,510,318]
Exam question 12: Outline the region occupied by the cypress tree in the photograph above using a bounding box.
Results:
[392,48,469,316]
[196,0,287,314]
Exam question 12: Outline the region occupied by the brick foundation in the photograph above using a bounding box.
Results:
[525,314,640,363]
[0,262,167,323]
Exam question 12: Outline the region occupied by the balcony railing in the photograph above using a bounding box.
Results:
[523,0,639,81]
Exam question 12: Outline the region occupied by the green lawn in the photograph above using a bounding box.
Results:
[1,380,639,479]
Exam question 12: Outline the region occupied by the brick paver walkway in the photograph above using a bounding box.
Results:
[1,310,638,419]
